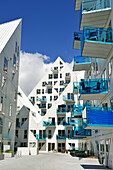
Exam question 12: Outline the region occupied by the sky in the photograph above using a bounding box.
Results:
[0,0,81,95]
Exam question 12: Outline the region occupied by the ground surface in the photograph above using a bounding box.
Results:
[0,153,111,170]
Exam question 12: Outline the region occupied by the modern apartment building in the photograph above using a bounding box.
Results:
[27,57,92,153]
[15,87,42,155]
[0,19,22,152]
[73,0,113,169]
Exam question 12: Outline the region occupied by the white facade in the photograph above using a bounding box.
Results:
[0,19,22,152]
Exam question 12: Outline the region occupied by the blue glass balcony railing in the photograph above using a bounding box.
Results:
[56,107,66,114]
[70,118,82,124]
[63,95,74,102]
[81,26,113,55]
[83,106,113,129]
[82,0,111,14]
[38,98,47,102]
[74,126,91,136]
[74,56,91,65]
[43,121,56,127]
[36,134,46,140]
[79,79,108,95]
[56,134,66,140]
[62,120,73,126]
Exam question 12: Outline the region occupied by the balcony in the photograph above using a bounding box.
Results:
[70,118,82,125]
[75,0,81,11]
[74,126,91,138]
[56,107,66,114]
[56,134,66,140]
[80,0,111,30]
[62,120,73,127]
[83,106,113,130]
[73,32,82,50]
[38,98,47,103]
[63,95,75,103]
[73,56,91,71]
[43,120,56,127]
[81,26,113,59]
[73,82,79,94]
[79,79,108,100]
[36,134,46,140]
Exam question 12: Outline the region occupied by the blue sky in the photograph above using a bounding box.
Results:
[0,0,80,63]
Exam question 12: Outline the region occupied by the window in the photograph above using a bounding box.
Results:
[48,130,52,139]
[15,42,17,53]
[59,88,64,93]
[60,61,63,65]
[54,74,58,79]
[20,142,27,147]
[42,82,47,87]
[60,66,63,70]
[54,81,57,85]
[13,55,16,66]
[31,130,36,137]
[42,89,44,94]
[66,73,70,77]
[66,80,70,84]
[21,118,27,126]
[1,76,6,88]
[60,81,64,85]
[48,89,52,94]
[57,117,65,125]
[24,130,27,139]
[3,57,8,72]
[50,96,52,101]
[16,130,18,138]
[54,67,58,70]
[36,89,41,94]
[49,74,52,79]
[38,143,45,150]
[48,103,52,109]
[60,74,62,78]
[54,96,58,101]
[54,88,58,93]
[48,81,52,85]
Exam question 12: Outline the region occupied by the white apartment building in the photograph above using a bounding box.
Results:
[15,87,42,155]
[74,0,113,169]
[0,19,22,152]
[28,57,88,153]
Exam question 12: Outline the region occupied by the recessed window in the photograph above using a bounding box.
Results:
[60,61,63,65]
[66,73,70,77]
[24,130,27,139]
[50,96,52,101]
[54,67,58,70]
[54,81,57,85]
[54,96,58,101]
[48,89,52,94]
[54,74,58,79]
[15,42,17,53]
[60,81,64,85]
[49,74,52,79]
[48,103,52,109]
[42,82,47,86]
[54,88,58,93]
[17,46,20,57]
[60,74,62,78]
[42,89,44,94]
[36,89,41,94]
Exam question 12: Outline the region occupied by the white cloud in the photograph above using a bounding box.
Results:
[19,51,52,96]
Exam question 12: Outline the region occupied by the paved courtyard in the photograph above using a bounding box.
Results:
[0,153,111,170]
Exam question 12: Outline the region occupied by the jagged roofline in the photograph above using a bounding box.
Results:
[28,56,72,97]
[0,18,22,54]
